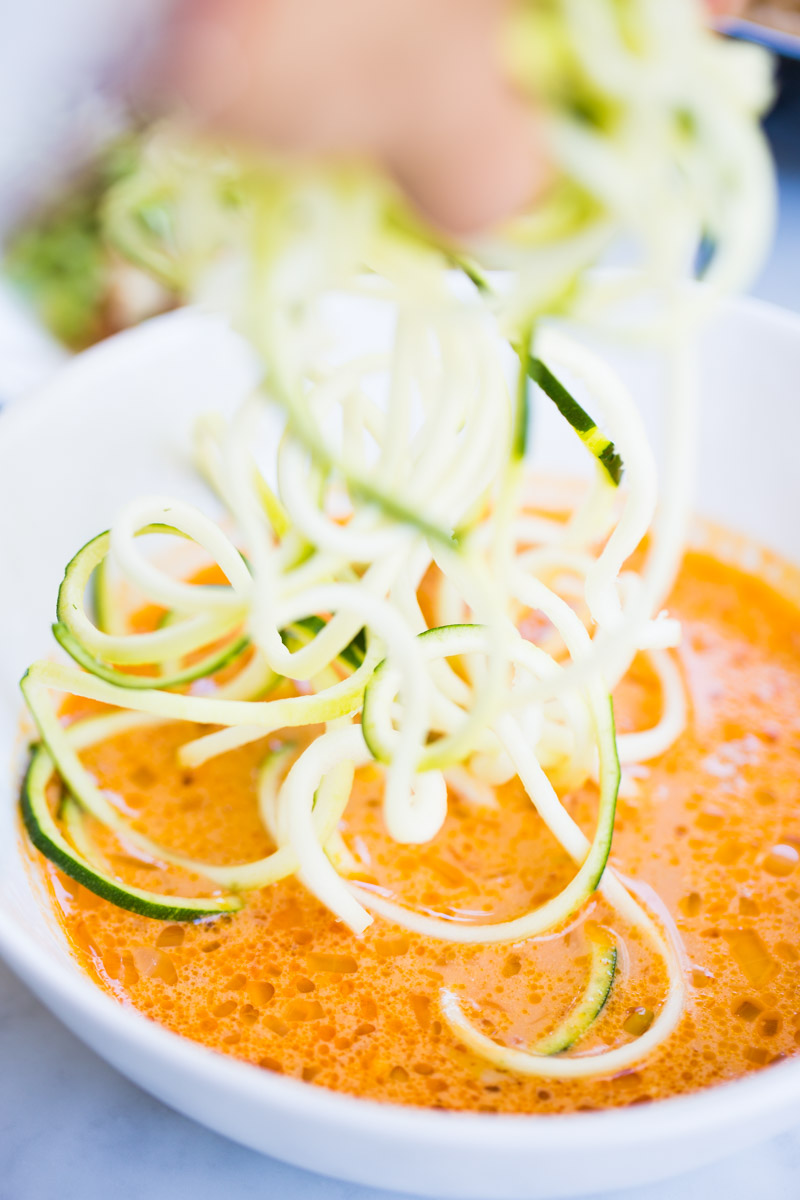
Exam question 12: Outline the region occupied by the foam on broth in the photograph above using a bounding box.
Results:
[33,546,800,1113]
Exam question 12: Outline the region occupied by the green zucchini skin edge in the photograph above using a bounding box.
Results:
[91,553,119,636]
[362,624,620,932]
[273,394,458,550]
[56,525,245,670]
[527,356,624,486]
[513,327,536,461]
[59,525,191,630]
[283,615,366,671]
[52,621,252,691]
[58,530,363,687]
[534,928,618,1055]
[360,623,478,767]
[21,746,243,922]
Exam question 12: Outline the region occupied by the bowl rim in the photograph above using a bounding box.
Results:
[2,293,800,1157]
[3,897,800,1154]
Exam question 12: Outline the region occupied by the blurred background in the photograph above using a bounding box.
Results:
[0,3,796,402]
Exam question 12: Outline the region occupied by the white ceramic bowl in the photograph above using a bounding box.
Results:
[1,298,799,1200]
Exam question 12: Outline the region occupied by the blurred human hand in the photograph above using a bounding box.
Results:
[169,0,746,237]
[169,0,546,236]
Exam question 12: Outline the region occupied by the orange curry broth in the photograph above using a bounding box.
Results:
[30,549,800,1113]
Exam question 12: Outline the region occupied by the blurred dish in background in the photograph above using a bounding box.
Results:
[2,133,178,352]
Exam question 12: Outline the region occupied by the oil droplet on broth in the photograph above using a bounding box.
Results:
[285,999,324,1022]
[155,925,185,948]
[305,953,358,974]
[733,1000,762,1023]
[723,930,776,988]
[374,936,410,957]
[763,844,799,877]
[131,947,177,984]
[246,980,275,1006]
[623,1008,654,1037]
[679,892,702,917]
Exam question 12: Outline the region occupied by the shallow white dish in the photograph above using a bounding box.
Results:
[1,297,799,1199]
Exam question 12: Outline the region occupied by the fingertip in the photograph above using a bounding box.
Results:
[165,0,262,124]
[394,107,551,238]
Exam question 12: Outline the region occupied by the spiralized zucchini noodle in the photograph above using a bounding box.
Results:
[20,0,774,1080]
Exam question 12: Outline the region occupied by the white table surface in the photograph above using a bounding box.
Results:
[1,61,799,1200]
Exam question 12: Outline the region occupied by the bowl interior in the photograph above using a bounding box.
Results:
[1,294,800,1198]
[0,310,261,965]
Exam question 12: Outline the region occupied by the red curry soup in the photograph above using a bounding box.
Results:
[25,546,800,1114]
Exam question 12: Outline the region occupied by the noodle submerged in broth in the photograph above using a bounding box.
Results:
[36,547,800,1111]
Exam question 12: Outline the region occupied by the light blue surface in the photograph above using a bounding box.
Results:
[1,72,799,1200]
